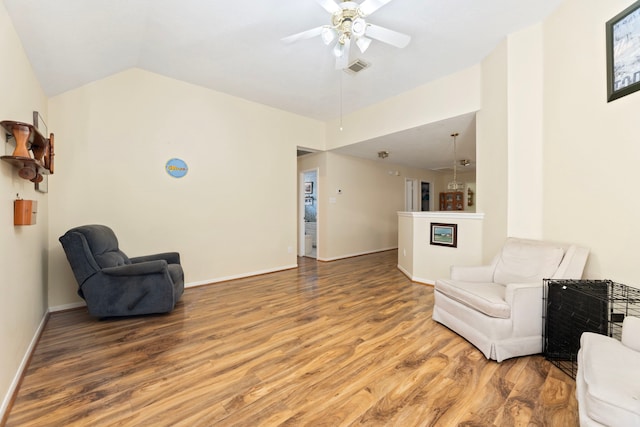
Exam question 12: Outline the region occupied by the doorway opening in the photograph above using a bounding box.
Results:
[405,178,433,211]
[405,178,417,211]
[421,181,431,211]
[300,169,318,258]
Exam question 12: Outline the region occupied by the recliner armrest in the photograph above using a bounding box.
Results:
[130,252,181,265]
[102,260,168,276]
[451,264,495,282]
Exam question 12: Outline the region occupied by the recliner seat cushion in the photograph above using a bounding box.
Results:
[493,240,564,284]
[435,280,510,319]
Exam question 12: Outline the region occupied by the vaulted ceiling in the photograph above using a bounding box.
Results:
[4,0,564,168]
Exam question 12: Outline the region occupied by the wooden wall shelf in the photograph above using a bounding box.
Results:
[1,120,54,182]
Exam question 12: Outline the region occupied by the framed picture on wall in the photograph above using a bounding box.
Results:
[304,182,313,194]
[430,223,457,248]
[606,0,640,102]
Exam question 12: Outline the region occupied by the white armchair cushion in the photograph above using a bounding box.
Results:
[493,239,564,284]
[435,279,510,319]
[450,264,496,282]
[579,332,640,426]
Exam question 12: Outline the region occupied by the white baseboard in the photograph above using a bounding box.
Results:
[412,277,435,286]
[396,264,412,279]
[317,247,397,262]
[185,264,299,288]
[48,301,86,313]
[1,311,48,421]
[396,264,435,285]
[49,264,300,310]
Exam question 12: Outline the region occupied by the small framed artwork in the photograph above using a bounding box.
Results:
[430,223,457,248]
[304,182,313,194]
[606,0,640,102]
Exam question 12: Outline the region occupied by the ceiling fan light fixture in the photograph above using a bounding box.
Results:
[282,0,411,70]
[352,17,367,37]
[321,27,337,45]
[356,36,371,53]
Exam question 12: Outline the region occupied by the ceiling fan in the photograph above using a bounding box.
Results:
[282,0,411,70]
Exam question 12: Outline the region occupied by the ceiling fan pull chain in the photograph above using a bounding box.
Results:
[339,72,344,131]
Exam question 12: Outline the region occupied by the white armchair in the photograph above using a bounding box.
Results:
[577,316,640,426]
[432,237,589,362]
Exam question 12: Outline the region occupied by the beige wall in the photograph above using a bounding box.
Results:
[542,0,640,283]
[47,68,325,307]
[476,0,640,280]
[323,152,403,259]
[477,40,509,260]
[325,65,482,150]
[507,23,544,239]
[298,151,444,260]
[476,23,546,259]
[0,1,49,415]
[398,212,485,284]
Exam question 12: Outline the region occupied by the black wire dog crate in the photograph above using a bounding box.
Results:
[542,279,640,378]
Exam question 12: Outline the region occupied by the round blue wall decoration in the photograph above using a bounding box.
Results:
[166,158,188,178]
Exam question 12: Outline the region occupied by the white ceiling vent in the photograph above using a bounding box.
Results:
[344,59,371,75]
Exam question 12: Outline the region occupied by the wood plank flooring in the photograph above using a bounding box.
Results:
[4,250,578,426]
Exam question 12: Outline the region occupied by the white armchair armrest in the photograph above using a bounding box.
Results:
[505,282,544,337]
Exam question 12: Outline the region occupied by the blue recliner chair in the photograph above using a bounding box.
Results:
[59,224,184,317]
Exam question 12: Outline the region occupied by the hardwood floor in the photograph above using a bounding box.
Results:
[4,250,578,426]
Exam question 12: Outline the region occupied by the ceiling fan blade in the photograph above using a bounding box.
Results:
[281,26,324,44]
[365,24,411,48]
[359,0,393,16]
[335,38,351,70]
[314,0,341,14]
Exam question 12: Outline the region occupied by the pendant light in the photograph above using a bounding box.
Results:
[447,132,465,191]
